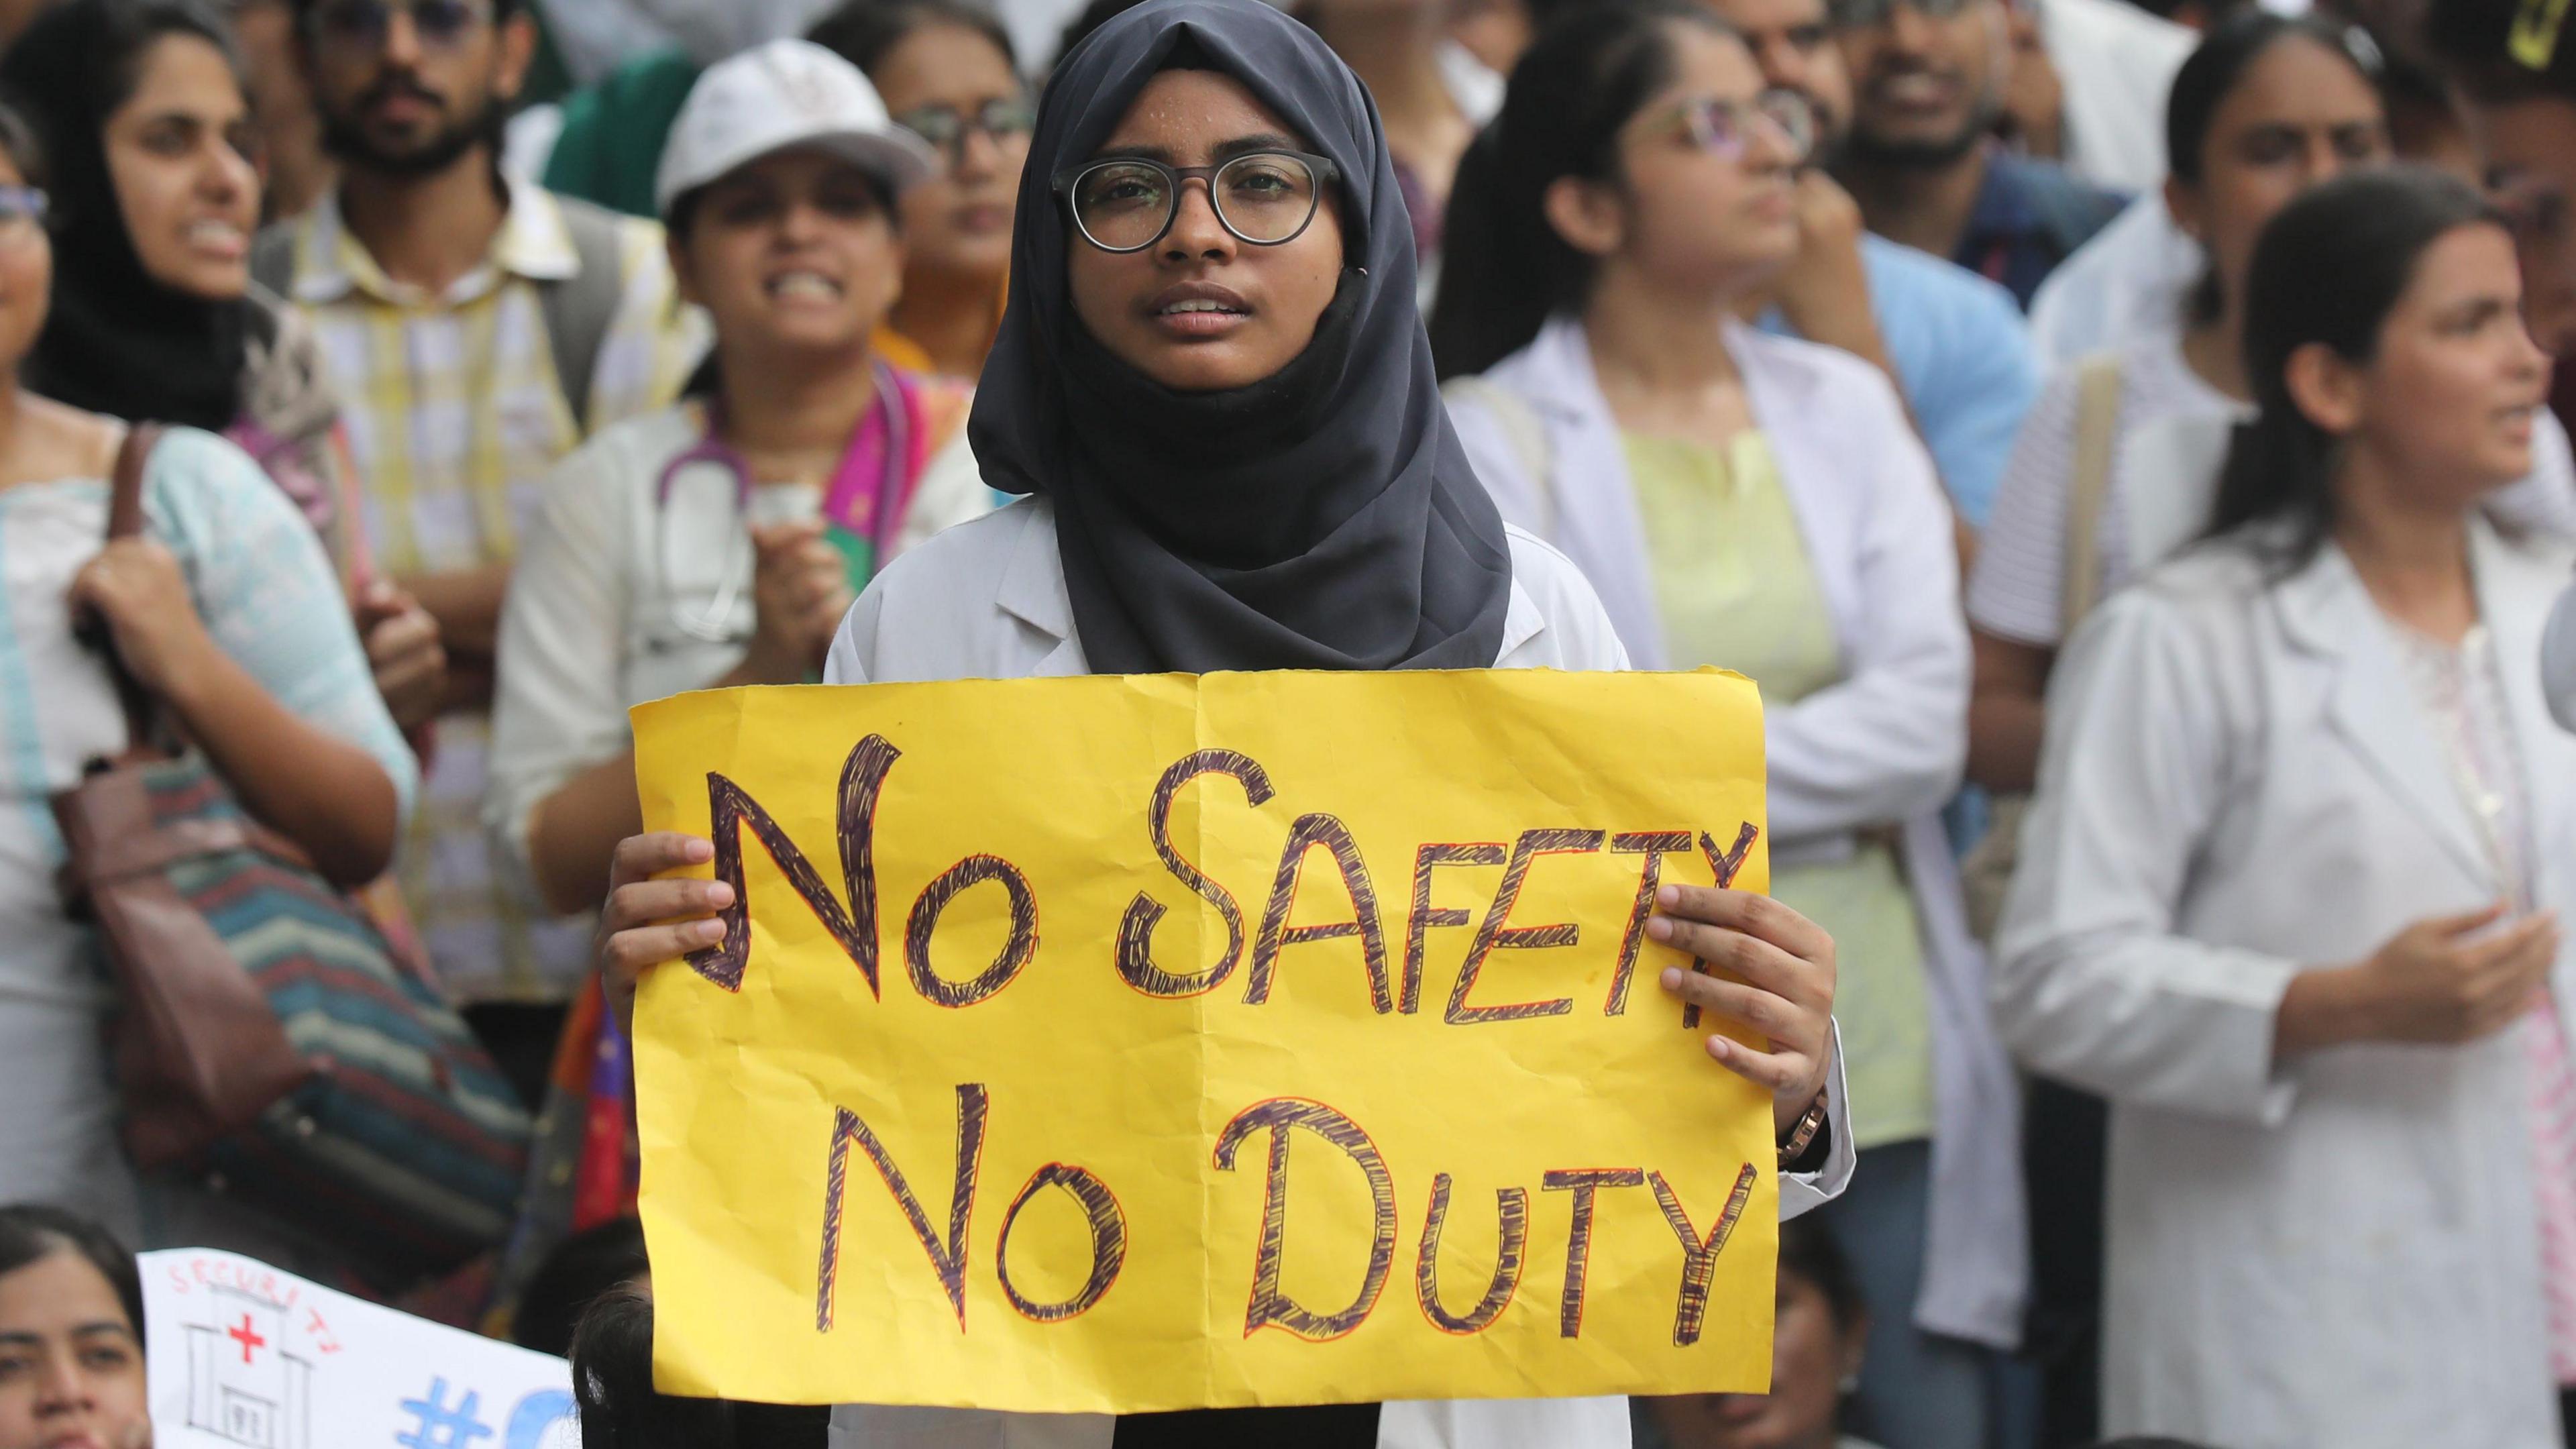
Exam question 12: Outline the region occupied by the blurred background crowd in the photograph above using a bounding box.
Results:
[1,0,2573,1442]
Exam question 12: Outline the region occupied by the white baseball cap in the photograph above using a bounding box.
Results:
[654,39,939,220]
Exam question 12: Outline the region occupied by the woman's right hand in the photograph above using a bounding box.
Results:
[2279,904,2560,1055]
[597,831,733,1040]
[743,520,855,684]
[2356,905,2559,1042]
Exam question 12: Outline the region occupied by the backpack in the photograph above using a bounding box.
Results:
[251,193,629,434]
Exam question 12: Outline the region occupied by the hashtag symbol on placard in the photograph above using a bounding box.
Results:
[395,1379,495,1449]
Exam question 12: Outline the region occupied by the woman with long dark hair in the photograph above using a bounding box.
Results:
[0,88,414,1243]
[1957,20,2407,1427]
[1428,8,2016,1446]
[0,0,445,733]
[2428,0,2576,753]
[1994,166,2575,1444]
[1965,10,2399,798]
[588,1,1851,1444]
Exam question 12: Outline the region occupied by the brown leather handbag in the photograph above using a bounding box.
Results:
[52,425,530,1284]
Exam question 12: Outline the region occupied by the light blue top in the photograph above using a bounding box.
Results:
[0,425,416,1230]
[1762,233,2039,528]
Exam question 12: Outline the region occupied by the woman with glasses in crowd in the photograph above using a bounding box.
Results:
[587,1,1851,1444]
[491,37,985,924]
[1428,8,2015,1448]
[482,36,985,1316]
[0,88,415,1241]
[810,0,1033,380]
[543,0,1037,385]
[1995,165,2573,1448]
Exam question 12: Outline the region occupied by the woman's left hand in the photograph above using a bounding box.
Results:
[1649,884,1838,1141]
[68,537,216,698]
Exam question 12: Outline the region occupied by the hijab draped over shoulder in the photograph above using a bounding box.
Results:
[965,0,1513,674]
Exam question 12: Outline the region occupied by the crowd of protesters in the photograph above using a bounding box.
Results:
[2,0,2575,1442]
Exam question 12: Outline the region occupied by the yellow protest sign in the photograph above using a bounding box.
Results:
[630,669,1777,1413]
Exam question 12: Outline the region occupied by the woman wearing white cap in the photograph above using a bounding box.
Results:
[480,38,993,1289]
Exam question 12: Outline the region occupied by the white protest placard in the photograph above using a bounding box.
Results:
[141,1250,577,1449]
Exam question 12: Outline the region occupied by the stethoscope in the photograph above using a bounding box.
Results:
[650,360,908,646]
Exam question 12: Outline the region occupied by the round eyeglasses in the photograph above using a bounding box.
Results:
[1056,150,1342,254]
[895,97,1038,167]
[1638,90,1818,166]
[0,186,48,248]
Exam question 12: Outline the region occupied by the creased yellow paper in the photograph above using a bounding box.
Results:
[631,668,1776,1413]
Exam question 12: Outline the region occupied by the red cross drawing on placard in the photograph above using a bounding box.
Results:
[226,1314,266,1364]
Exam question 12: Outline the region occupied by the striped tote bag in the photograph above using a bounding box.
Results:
[50,425,531,1287]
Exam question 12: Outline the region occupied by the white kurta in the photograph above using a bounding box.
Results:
[820,498,1856,1449]
[1992,521,2576,1447]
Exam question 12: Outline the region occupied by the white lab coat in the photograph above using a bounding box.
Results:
[2025,195,2204,372]
[2033,0,2196,193]
[820,496,1857,1449]
[2548,572,2576,732]
[1444,315,2028,1351]
[484,402,989,875]
[1992,521,2576,1448]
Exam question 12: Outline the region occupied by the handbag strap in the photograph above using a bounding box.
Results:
[99,423,166,749]
[2059,355,2123,643]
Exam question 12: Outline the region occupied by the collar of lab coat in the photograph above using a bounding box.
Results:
[987,492,1551,671]
[1483,311,1910,676]
[2272,516,2575,896]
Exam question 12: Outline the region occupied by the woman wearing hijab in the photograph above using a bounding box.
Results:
[590,1,1850,1444]
[0,0,445,735]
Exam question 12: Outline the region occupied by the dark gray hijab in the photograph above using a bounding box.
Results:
[965,0,1514,675]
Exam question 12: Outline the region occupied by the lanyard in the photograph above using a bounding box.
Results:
[818,361,912,591]
[649,364,914,645]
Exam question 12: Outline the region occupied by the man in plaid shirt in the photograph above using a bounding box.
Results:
[269,0,705,1087]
